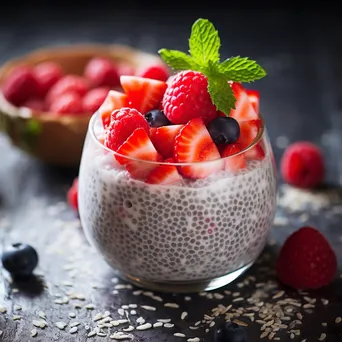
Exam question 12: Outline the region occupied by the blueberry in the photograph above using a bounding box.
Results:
[207,117,240,145]
[145,109,170,127]
[1,243,38,279]
[214,322,247,342]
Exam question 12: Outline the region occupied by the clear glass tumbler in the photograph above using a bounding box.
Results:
[78,112,277,292]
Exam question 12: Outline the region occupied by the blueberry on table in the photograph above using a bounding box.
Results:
[214,322,247,342]
[145,109,171,127]
[207,117,240,145]
[1,243,38,279]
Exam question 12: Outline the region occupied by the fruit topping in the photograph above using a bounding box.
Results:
[67,177,79,212]
[120,75,167,114]
[214,322,247,342]
[145,109,171,128]
[138,64,170,82]
[49,92,83,115]
[1,243,39,279]
[150,124,183,159]
[82,87,110,113]
[246,89,260,113]
[207,117,240,145]
[105,107,150,152]
[98,90,128,129]
[146,158,182,185]
[2,66,39,106]
[162,70,217,124]
[115,127,161,180]
[33,61,64,97]
[22,98,46,111]
[84,57,120,88]
[276,226,337,289]
[244,142,265,161]
[236,119,262,149]
[280,141,325,189]
[174,118,223,179]
[221,143,246,173]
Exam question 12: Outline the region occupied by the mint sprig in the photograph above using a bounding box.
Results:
[158,18,267,115]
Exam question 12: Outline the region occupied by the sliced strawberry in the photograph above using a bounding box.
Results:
[246,89,260,113]
[236,119,262,149]
[221,143,246,173]
[230,88,258,123]
[98,90,128,129]
[120,75,167,114]
[115,128,161,180]
[174,118,223,179]
[244,142,266,161]
[146,159,183,185]
[150,124,183,158]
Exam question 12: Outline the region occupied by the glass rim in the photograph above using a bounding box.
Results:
[89,111,266,166]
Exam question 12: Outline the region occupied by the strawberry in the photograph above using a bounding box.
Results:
[84,57,120,88]
[221,143,246,173]
[2,66,39,106]
[276,226,337,289]
[120,75,167,114]
[22,98,46,112]
[174,118,223,179]
[97,90,128,129]
[236,119,262,149]
[33,61,64,97]
[150,124,183,158]
[49,92,83,115]
[82,87,110,113]
[244,142,265,161]
[138,64,170,82]
[115,128,161,180]
[146,158,182,185]
[230,86,259,123]
[67,177,79,212]
[118,63,135,77]
[246,89,260,113]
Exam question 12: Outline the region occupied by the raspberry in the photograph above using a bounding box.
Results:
[2,66,39,106]
[49,92,83,115]
[138,64,170,82]
[33,61,64,97]
[276,226,337,289]
[82,87,110,113]
[84,57,120,88]
[105,107,150,151]
[162,70,217,124]
[280,141,325,189]
[67,177,78,212]
[46,75,90,106]
[22,98,46,112]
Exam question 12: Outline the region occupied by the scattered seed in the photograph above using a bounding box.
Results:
[14,304,22,311]
[13,315,21,321]
[189,326,199,330]
[130,310,137,315]
[114,284,132,290]
[164,323,175,328]
[141,305,156,311]
[121,305,129,310]
[290,333,295,339]
[233,319,248,327]
[153,322,163,328]
[321,299,329,305]
[70,322,81,327]
[31,328,37,337]
[335,317,342,323]
[181,312,188,320]
[260,331,269,339]
[269,332,275,340]
[55,322,67,330]
[318,333,327,341]
[136,317,145,325]
[112,290,119,295]
[164,303,179,308]
[152,295,163,302]
[194,321,201,326]
[133,290,142,296]
[118,308,125,316]
[69,327,78,334]
[85,304,95,310]
[157,319,172,323]
[322,322,327,327]
[87,330,97,337]
[123,325,134,332]
[97,332,107,337]
[136,323,152,330]
[174,333,186,337]
[213,293,224,300]
[232,297,244,302]
[68,312,76,318]
[129,304,138,308]
[272,291,284,299]
[12,288,19,293]
[187,338,200,342]
[93,313,103,321]
[111,319,128,326]
[110,332,133,340]
[0,306,7,313]
[209,321,215,328]
[184,296,191,301]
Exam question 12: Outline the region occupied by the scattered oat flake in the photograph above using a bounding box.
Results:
[260,331,269,338]
[181,312,188,320]
[87,330,97,337]
[133,290,142,295]
[153,322,164,328]
[152,295,163,302]
[136,317,145,325]
[112,319,128,326]
[31,328,38,337]
[136,323,152,330]
[158,319,172,323]
[123,325,135,332]
[187,338,200,342]
[56,322,67,330]
[232,297,244,302]
[209,321,215,328]
[97,332,107,337]
[164,323,175,328]
[69,326,78,334]
[118,308,125,316]
[12,288,19,293]
[129,304,137,308]
[318,333,327,340]
[321,299,329,305]
[164,303,179,308]
[272,291,285,299]
[85,304,95,310]
[110,332,133,340]
[114,284,132,290]
[0,306,7,313]
[141,305,156,311]
[13,315,21,321]
[174,333,186,337]
[130,310,137,315]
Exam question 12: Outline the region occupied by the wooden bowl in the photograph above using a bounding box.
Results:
[0,44,161,167]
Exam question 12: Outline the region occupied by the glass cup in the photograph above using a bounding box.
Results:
[78,112,277,293]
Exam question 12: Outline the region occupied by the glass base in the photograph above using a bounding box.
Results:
[116,261,254,293]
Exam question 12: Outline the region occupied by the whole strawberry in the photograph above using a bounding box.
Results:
[276,226,337,289]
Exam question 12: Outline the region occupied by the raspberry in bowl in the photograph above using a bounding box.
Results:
[78,19,277,292]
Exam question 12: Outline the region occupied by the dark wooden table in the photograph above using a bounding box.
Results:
[1,5,342,342]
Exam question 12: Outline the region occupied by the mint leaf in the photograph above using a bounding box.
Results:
[189,18,220,65]
[219,56,267,82]
[158,49,198,71]
[207,74,236,115]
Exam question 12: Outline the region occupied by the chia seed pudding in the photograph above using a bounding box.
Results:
[78,115,277,283]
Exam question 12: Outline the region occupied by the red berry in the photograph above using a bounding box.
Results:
[21,98,46,111]
[104,107,150,151]
[221,143,246,173]
[84,57,120,88]
[162,71,217,124]
[49,92,83,115]
[115,128,161,180]
[174,118,223,179]
[34,62,64,97]
[82,87,110,113]
[276,226,337,289]
[138,64,170,82]
[246,89,260,113]
[118,63,135,77]
[280,141,325,189]
[145,161,182,185]
[236,119,262,148]
[2,66,39,106]
[46,75,90,106]
[67,177,79,212]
